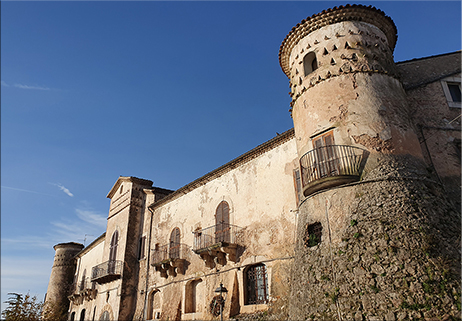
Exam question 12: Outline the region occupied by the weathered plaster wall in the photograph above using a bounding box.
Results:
[133,137,299,321]
[289,21,422,166]
[68,238,104,320]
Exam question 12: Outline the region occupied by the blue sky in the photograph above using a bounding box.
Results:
[1,0,460,312]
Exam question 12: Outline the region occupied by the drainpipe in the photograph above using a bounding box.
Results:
[142,204,155,320]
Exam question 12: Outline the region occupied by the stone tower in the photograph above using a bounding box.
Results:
[279,5,460,320]
[44,242,83,317]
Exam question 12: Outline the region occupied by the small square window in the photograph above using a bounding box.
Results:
[441,77,461,108]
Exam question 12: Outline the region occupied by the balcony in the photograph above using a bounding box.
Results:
[151,243,189,278]
[300,145,367,197]
[91,260,123,284]
[68,278,97,304]
[193,223,243,268]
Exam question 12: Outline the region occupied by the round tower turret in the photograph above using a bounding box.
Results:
[44,242,83,317]
[279,5,423,196]
[281,5,460,320]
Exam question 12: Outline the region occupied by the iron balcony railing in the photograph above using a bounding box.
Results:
[151,243,189,266]
[193,223,243,252]
[77,277,96,293]
[300,145,366,195]
[90,260,123,283]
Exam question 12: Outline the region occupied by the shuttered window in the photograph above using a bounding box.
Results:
[108,231,118,273]
[215,201,230,243]
[169,228,180,259]
[138,236,146,260]
[312,131,338,177]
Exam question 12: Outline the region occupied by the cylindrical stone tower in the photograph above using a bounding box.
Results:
[279,5,460,320]
[44,242,83,318]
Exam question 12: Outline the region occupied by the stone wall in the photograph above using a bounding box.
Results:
[289,156,461,321]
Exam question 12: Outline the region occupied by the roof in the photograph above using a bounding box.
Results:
[107,176,154,199]
[149,128,295,209]
[396,51,461,90]
[279,4,398,77]
[75,233,106,258]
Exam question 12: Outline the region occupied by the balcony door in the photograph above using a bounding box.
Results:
[215,201,230,243]
[312,131,338,178]
[108,230,118,274]
[169,227,180,259]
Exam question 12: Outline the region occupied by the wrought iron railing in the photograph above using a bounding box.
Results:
[151,243,189,265]
[299,145,366,192]
[90,260,123,282]
[78,278,96,292]
[193,223,243,252]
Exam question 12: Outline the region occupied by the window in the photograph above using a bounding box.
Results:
[79,309,86,321]
[147,290,161,320]
[185,279,202,313]
[100,311,110,321]
[441,77,461,108]
[448,83,461,102]
[70,312,75,321]
[304,222,322,247]
[311,131,339,178]
[109,231,118,273]
[245,264,269,305]
[79,269,86,291]
[92,307,96,321]
[215,201,230,243]
[138,235,146,260]
[169,228,180,259]
[293,169,302,204]
[303,52,318,76]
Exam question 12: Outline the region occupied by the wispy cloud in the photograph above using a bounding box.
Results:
[49,207,106,243]
[1,80,9,87]
[1,185,54,197]
[13,83,50,90]
[76,209,107,228]
[2,236,55,250]
[49,183,74,197]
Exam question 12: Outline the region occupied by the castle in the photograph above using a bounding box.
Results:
[44,5,461,321]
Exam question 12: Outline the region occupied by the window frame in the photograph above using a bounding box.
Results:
[244,263,269,305]
[303,52,318,77]
[441,76,461,108]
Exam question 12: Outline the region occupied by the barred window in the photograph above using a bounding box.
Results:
[245,264,269,305]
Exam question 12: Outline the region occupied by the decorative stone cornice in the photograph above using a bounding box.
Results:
[279,4,398,77]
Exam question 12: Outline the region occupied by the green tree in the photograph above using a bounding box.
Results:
[42,300,68,321]
[2,292,43,321]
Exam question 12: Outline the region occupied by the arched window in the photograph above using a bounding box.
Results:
[70,312,75,321]
[185,279,202,313]
[215,201,230,243]
[79,309,86,321]
[92,306,96,321]
[100,311,110,321]
[169,228,180,259]
[245,264,269,305]
[147,290,161,320]
[109,230,118,273]
[303,52,318,76]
